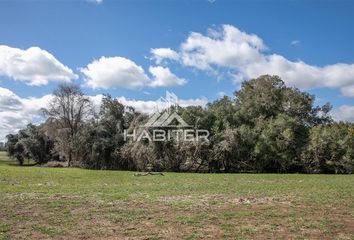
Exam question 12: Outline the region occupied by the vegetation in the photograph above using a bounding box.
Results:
[0,152,353,239]
[5,75,354,173]
[0,142,5,151]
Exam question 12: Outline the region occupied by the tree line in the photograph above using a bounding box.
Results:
[0,142,5,151]
[5,75,354,173]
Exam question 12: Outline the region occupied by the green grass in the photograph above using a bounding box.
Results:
[0,151,353,239]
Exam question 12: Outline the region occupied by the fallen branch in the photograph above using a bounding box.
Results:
[134,172,164,177]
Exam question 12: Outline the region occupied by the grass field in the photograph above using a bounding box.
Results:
[0,151,353,239]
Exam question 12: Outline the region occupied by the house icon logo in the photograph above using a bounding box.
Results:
[124,91,209,142]
[142,91,191,128]
[143,111,191,128]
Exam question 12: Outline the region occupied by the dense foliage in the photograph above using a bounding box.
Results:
[5,75,354,173]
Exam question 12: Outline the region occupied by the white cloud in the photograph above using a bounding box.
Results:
[117,96,208,114]
[290,40,301,46]
[87,94,105,114]
[0,87,53,142]
[180,25,267,71]
[81,56,150,89]
[0,87,23,111]
[238,55,354,90]
[217,91,226,97]
[331,105,354,122]
[150,48,179,64]
[116,97,159,114]
[81,56,187,89]
[149,66,187,87]
[0,45,77,86]
[87,0,103,4]
[155,25,354,97]
[340,84,354,97]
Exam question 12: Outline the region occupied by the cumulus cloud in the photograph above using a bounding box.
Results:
[239,56,354,91]
[149,66,187,87]
[154,24,354,96]
[0,45,77,86]
[331,105,354,122]
[0,87,23,111]
[116,96,208,114]
[150,48,180,64]
[180,25,267,71]
[81,56,150,89]
[81,56,187,89]
[0,87,53,141]
[340,85,354,97]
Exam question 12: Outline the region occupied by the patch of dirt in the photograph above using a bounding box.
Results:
[1,195,354,240]
[159,194,275,206]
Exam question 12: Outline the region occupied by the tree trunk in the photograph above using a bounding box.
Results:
[68,151,72,167]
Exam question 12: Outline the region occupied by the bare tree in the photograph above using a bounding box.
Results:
[42,84,92,166]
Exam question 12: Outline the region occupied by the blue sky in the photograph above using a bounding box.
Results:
[0,0,354,140]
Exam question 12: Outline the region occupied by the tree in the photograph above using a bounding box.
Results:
[208,96,238,134]
[42,84,92,166]
[19,124,53,164]
[78,95,137,170]
[303,123,354,173]
[254,114,308,173]
[235,75,285,125]
[6,134,25,165]
[5,124,54,165]
[234,75,332,126]
[231,75,333,172]
[211,125,256,173]
[6,74,352,174]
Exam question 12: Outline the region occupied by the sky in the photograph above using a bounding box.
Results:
[0,0,354,141]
